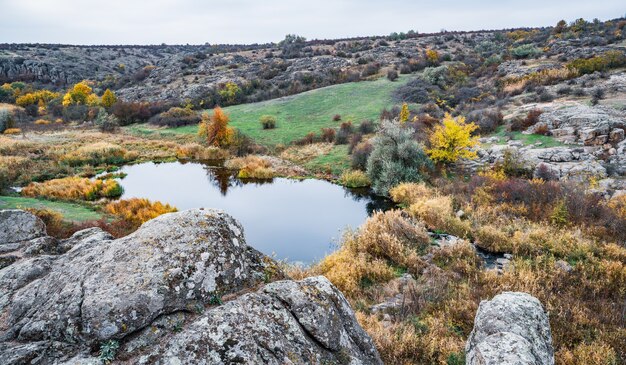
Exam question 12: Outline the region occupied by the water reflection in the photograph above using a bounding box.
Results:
[115,161,393,264]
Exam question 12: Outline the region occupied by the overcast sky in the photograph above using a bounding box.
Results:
[0,0,624,45]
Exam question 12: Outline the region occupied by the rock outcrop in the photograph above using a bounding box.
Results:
[465,292,555,365]
[0,209,382,365]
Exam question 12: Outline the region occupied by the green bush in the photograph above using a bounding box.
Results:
[259,115,276,129]
[339,170,370,188]
[366,120,432,195]
[510,44,542,59]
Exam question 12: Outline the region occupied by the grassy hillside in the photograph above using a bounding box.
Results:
[129,76,409,146]
[0,196,102,222]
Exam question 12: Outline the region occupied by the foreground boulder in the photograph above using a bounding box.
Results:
[0,209,382,364]
[465,292,555,365]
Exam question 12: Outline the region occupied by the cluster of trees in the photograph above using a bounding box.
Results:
[354,111,480,195]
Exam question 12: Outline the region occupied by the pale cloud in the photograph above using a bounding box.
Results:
[0,0,623,44]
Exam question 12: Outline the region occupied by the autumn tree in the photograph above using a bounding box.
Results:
[399,103,410,123]
[426,113,479,164]
[101,89,118,108]
[426,49,440,65]
[62,81,94,106]
[198,107,234,147]
[218,81,241,106]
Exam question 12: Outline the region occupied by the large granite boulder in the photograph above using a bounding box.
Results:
[465,292,555,365]
[0,209,381,364]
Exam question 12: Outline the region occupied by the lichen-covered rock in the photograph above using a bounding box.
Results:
[122,276,382,365]
[0,209,381,364]
[0,209,46,245]
[465,292,554,365]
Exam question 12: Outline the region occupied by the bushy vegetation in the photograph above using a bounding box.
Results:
[198,107,234,148]
[225,155,275,179]
[293,178,625,364]
[339,169,370,188]
[105,198,177,228]
[22,176,123,201]
[366,120,432,195]
[60,142,135,167]
[426,113,479,164]
[149,107,200,127]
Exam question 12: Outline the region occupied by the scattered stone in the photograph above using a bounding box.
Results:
[466,292,555,365]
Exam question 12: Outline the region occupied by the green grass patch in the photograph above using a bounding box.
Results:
[486,126,565,148]
[0,196,102,222]
[133,76,410,146]
[304,145,351,175]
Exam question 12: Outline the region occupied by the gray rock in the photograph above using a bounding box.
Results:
[119,276,382,365]
[466,292,554,365]
[0,210,46,245]
[0,210,381,364]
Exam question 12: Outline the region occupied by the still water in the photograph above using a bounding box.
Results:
[115,161,393,264]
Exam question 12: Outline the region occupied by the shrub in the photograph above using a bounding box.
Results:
[510,44,542,59]
[339,170,370,188]
[94,108,119,133]
[111,101,152,125]
[105,198,177,228]
[509,109,543,132]
[0,109,11,133]
[358,120,375,134]
[175,143,228,160]
[225,156,274,179]
[149,107,200,127]
[22,176,123,201]
[387,70,399,81]
[468,109,503,134]
[259,115,277,129]
[333,114,342,122]
[62,81,96,106]
[61,142,130,167]
[366,120,432,195]
[3,128,21,135]
[426,113,479,164]
[101,89,118,108]
[320,128,336,143]
[335,122,354,145]
[198,107,234,148]
[317,210,429,295]
[351,140,373,170]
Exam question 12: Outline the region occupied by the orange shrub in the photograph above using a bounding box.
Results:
[22,176,123,201]
[105,198,177,227]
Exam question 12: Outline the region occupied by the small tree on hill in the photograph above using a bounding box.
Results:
[426,113,479,164]
[366,120,432,195]
[198,107,234,147]
[399,103,410,123]
[101,89,118,108]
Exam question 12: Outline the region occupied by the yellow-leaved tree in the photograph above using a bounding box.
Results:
[399,103,409,123]
[101,89,118,108]
[62,81,93,106]
[426,113,479,164]
[198,107,234,147]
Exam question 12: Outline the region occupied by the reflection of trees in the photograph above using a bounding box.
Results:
[204,166,241,196]
[343,186,396,216]
[203,165,275,196]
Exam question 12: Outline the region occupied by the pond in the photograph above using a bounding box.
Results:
[114,161,393,264]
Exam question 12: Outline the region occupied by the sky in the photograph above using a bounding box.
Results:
[0,0,624,45]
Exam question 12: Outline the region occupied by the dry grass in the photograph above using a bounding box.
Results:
[175,143,229,160]
[225,155,275,179]
[313,180,626,365]
[105,198,177,227]
[22,176,123,201]
[338,170,370,188]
